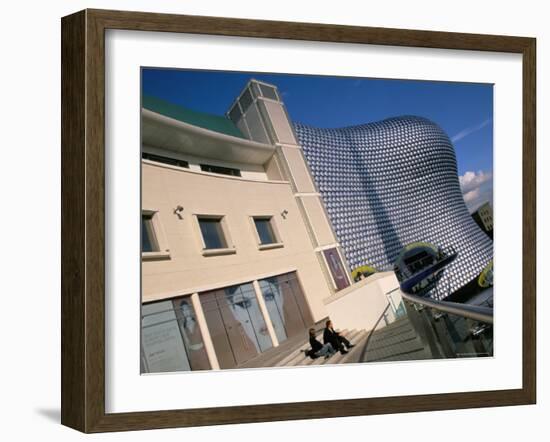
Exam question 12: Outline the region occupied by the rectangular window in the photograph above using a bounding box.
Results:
[142,152,189,168]
[239,87,254,112]
[253,217,277,245]
[259,83,279,101]
[198,217,228,249]
[228,104,242,124]
[200,164,241,177]
[250,82,262,99]
[142,213,158,252]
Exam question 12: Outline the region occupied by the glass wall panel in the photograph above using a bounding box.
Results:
[227,284,272,353]
[228,103,242,124]
[239,87,253,112]
[259,278,288,343]
[201,283,273,369]
[141,299,210,373]
[259,83,279,101]
[259,272,313,342]
[172,297,211,370]
[250,82,262,99]
[200,290,237,369]
[287,275,315,326]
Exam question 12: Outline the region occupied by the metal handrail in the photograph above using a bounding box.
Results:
[400,290,493,324]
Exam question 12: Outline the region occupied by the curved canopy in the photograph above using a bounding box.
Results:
[394,242,439,266]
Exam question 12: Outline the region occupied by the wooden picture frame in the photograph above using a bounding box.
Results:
[61,8,536,433]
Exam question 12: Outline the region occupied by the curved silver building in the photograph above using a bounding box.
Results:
[295,116,493,299]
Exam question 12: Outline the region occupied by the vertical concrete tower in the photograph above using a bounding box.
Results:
[227,80,352,294]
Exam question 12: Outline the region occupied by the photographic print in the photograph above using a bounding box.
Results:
[140,69,494,374]
[60,10,535,431]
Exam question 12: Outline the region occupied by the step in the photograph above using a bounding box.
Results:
[277,330,349,367]
[368,346,432,363]
[326,330,368,364]
[261,338,313,367]
[240,339,302,369]
[369,319,414,339]
[365,336,426,362]
[315,329,369,366]
[364,341,423,362]
[365,326,416,348]
[298,330,357,367]
[374,321,414,336]
[297,330,357,367]
[365,334,424,358]
[239,332,314,369]
[367,328,419,351]
[238,322,336,369]
[338,330,370,364]
[274,331,325,367]
[290,349,317,367]
[323,329,366,365]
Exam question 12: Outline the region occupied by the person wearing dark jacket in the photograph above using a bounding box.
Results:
[323,320,354,354]
[305,328,336,359]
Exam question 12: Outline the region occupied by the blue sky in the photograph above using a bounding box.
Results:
[142,68,493,212]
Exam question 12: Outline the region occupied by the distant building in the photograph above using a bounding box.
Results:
[471,202,494,240]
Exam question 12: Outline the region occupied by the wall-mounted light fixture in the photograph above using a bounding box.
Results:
[281,209,289,219]
[174,205,184,219]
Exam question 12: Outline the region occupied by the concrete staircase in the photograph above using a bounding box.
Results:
[237,315,432,370]
[238,328,370,369]
[360,316,432,363]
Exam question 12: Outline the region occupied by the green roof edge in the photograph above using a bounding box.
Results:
[142,95,245,139]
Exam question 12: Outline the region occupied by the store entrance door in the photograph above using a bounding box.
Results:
[200,283,273,369]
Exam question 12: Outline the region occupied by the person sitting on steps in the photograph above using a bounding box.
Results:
[323,320,355,354]
[305,328,336,359]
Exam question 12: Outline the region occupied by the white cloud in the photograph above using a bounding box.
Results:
[451,118,492,143]
[459,170,491,193]
[459,170,493,212]
[463,188,480,203]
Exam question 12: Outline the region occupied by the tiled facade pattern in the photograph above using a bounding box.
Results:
[295,116,493,299]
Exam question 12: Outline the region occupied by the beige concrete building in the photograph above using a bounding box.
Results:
[473,202,493,232]
[140,80,400,373]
